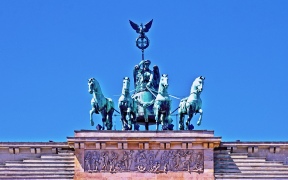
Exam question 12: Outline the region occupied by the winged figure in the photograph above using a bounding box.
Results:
[152,65,160,90]
[129,19,153,37]
[133,60,160,92]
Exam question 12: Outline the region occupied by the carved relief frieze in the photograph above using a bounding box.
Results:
[84,149,204,173]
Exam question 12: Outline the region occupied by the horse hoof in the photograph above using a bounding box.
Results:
[90,120,94,126]
[188,124,194,130]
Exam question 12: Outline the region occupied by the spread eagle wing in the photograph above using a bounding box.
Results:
[129,20,140,33]
[153,65,160,90]
[143,19,153,33]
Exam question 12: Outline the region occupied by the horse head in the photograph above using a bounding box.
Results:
[122,77,130,94]
[88,78,96,94]
[191,76,205,94]
[159,74,169,90]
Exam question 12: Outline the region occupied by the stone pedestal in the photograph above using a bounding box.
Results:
[67,130,221,180]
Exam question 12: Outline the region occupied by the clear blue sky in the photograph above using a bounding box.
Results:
[0,1,287,142]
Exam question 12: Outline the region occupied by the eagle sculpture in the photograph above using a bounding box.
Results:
[129,19,153,38]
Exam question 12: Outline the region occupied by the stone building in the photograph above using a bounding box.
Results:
[1,130,288,179]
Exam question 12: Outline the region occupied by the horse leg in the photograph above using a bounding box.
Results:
[161,113,168,130]
[186,115,193,130]
[127,114,132,130]
[90,108,95,126]
[186,107,193,130]
[107,110,113,130]
[197,109,203,126]
[123,112,129,130]
[164,101,171,128]
[121,112,125,131]
[145,122,149,131]
[105,115,111,130]
[179,113,185,130]
[185,103,193,130]
[167,115,173,129]
[121,110,128,130]
[99,110,106,130]
[165,110,171,129]
[155,110,159,131]
[161,113,165,125]
[154,105,160,131]
[178,102,187,130]
[126,108,132,130]
[119,106,124,130]
[130,111,137,130]
[101,116,106,130]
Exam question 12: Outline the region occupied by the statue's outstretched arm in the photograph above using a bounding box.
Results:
[138,60,145,68]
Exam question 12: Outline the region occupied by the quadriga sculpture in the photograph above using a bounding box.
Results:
[88,78,114,130]
[153,74,172,131]
[178,76,205,130]
[118,77,137,130]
